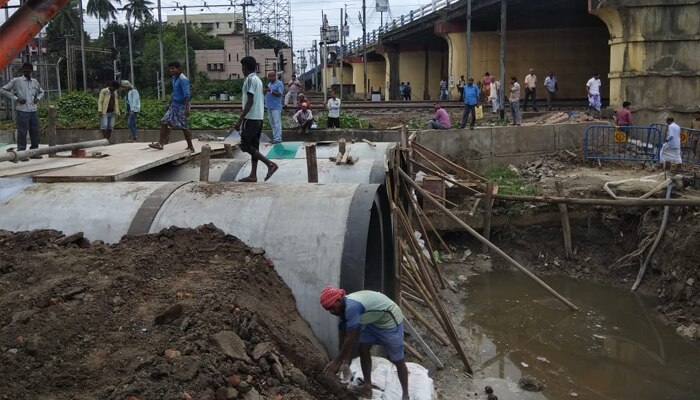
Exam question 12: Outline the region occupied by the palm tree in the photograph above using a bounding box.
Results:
[122,0,153,84]
[86,0,122,36]
[123,0,154,26]
[50,0,81,34]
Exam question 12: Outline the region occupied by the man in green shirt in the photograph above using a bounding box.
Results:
[321,286,409,399]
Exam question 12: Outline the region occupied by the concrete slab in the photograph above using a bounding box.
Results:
[32,140,229,183]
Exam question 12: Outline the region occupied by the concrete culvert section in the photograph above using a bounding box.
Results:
[0,226,356,400]
[0,181,394,355]
[126,158,387,184]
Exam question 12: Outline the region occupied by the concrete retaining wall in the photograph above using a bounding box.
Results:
[2,123,589,173]
[416,123,589,172]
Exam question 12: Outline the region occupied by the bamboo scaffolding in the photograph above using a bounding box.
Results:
[399,168,579,312]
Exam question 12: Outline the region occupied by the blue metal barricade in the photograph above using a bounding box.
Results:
[651,123,700,166]
[584,125,663,162]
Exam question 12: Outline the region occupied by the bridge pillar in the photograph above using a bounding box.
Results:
[590,0,700,125]
[377,44,401,100]
[347,56,386,100]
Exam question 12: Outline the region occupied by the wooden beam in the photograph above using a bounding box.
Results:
[556,181,573,259]
[472,193,700,207]
[199,144,211,182]
[482,182,494,253]
[305,143,318,183]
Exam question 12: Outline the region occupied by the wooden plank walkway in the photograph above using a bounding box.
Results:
[32,140,233,183]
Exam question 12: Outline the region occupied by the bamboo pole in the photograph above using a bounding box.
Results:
[399,179,444,288]
[411,141,486,182]
[400,253,451,339]
[404,341,426,362]
[472,193,700,207]
[404,318,444,369]
[403,298,450,346]
[410,159,480,195]
[397,205,441,292]
[416,206,452,254]
[413,148,451,177]
[399,168,580,312]
[482,182,494,253]
[556,181,573,259]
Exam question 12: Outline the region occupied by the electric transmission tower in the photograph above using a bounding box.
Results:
[247,0,293,48]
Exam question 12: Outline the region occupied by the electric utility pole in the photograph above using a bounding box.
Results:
[362,0,367,100]
[157,0,165,99]
[78,0,87,91]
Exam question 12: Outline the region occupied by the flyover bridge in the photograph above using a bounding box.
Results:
[325,0,700,125]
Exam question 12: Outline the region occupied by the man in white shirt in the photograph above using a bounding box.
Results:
[326,91,341,128]
[660,117,683,169]
[523,68,537,112]
[586,73,602,116]
[235,56,278,182]
[285,74,302,107]
[0,62,44,157]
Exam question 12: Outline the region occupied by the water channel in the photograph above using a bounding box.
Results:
[462,271,700,400]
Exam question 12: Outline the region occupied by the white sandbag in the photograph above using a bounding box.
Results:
[348,356,436,400]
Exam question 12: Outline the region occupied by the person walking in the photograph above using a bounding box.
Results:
[149,61,194,151]
[98,80,121,143]
[523,68,537,111]
[285,73,302,107]
[326,91,341,128]
[427,103,451,129]
[543,72,557,111]
[509,76,522,126]
[264,71,284,144]
[320,286,410,400]
[235,56,279,182]
[121,80,140,142]
[457,75,466,102]
[488,78,501,114]
[586,73,602,116]
[660,117,682,169]
[0,62,44,158]
[461,77,479,130]
[439,77,449,101]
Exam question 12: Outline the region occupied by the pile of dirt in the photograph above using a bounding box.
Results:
[0,225,352,400]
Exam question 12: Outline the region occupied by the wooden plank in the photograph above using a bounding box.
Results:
[305,143,318,183]
[32,141,230,183]
[0,157,96,178]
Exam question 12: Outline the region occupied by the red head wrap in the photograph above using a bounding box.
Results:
[320,286,346,309]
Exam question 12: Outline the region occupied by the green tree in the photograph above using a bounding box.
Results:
[252,32,289,49]
[122,0,154,26]
[86,0,122,36]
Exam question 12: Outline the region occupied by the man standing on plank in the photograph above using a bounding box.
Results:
[320,286,409,400]
[235,56,279,182]
[149,61,194,151]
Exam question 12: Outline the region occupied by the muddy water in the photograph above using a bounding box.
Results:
[462,272,700,400]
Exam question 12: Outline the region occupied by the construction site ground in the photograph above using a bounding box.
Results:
[0,225,353,400]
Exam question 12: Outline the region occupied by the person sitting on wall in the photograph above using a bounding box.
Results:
[293,102,314,133]
[427,103,451,130]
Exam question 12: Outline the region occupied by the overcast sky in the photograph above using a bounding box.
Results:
[2,0,429,67]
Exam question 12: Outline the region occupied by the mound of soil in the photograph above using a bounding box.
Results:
[0,225,352,400]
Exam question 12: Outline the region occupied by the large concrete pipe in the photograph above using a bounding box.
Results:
[0,0,70,71]
[126,158,386,184]
[0,181,394,355]
[242,141,395,162]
